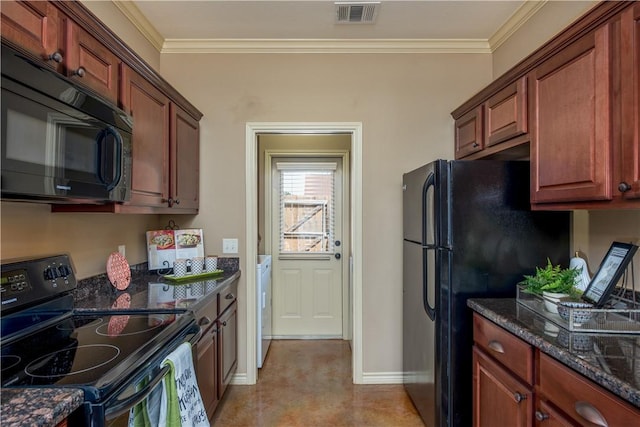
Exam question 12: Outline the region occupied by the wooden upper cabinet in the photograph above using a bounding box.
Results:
[64,21,119,103]
[454,77,529,160]
[454,106,483,158]
[485,77,528,148]
[620,3,640,200]
[0,0,63,72]
[170,104,200,211]
[120,65,170,210]
[530,24,614,204]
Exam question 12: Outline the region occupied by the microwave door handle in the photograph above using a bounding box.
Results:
[96,127,123,191]
[104,364,171,420]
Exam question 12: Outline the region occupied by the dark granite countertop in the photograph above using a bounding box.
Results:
[74,257,241,312]
[0,259,241,426]
[0,388,84,427]
[468,298,640,408]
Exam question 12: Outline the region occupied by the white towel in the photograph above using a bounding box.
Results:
[162,342,209,427]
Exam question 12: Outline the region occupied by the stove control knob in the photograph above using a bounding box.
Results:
[44,267,58,280]
[58,265,72,277]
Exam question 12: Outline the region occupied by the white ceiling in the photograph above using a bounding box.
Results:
[119,0,548,53]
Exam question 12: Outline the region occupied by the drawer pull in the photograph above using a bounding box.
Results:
[513,392,527,403]
[535,411,549,421]
[198,317,212,326]
[575,401,608,427]
[225,293,235,300]
[488,340,505,354]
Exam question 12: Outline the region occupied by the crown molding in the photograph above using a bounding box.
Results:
[160,38,491,54]
[113,0,548,55]
[489,0,547,52]
[112,0,164,52]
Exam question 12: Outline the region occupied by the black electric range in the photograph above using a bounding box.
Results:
[0,254,200,426]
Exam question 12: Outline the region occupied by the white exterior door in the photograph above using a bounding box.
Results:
[271,158,344,337]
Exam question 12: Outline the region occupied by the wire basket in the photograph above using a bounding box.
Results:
[516,285,640,334]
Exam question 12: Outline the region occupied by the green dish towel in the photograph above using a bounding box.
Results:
[163,342,209,427]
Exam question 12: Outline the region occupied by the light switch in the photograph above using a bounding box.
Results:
[223,238,238,254]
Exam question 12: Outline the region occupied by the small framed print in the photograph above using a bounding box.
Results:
[582,242,638,307]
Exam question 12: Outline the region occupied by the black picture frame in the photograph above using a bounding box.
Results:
[582,241,638,307]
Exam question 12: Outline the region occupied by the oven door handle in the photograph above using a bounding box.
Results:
[104,364,171,420]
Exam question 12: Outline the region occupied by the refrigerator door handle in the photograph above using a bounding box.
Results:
[422,247,436,320]
[421,171,437,321]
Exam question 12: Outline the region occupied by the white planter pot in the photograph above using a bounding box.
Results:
[542,291,569,314]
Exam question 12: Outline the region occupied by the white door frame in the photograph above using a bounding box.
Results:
[245,122,363,385]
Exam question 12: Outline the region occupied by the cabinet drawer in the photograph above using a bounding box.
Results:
[219,280,238,314]
[539,353,640,426]
[473,313,533,384]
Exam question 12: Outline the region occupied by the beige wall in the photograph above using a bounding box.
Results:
[0,202,163,278]
[492,1,598,78]
[157,52,492,374]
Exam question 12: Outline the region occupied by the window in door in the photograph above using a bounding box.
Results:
[277,162,336,255]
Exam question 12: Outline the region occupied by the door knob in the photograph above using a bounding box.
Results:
[335,253,341,260]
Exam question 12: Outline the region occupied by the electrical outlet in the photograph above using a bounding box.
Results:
[223,238,238,254]
[118,245,126,257]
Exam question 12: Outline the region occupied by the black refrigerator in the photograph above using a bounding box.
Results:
[402,160,570,427]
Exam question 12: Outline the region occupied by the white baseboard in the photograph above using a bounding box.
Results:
[230,372,249,385]
[229,370,403,385]
[361,371,404,384]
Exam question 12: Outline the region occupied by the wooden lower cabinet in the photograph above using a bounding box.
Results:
[196,320,219,419]
[537,353,640,426]
[473,346,533,427]
[194,279,238,420]
[218,300,238,399]
[473,314,640,427]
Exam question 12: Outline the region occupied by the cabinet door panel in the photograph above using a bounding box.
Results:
[455,106,483,158]
[218,302,237,399]
[65,23,119,102]
[620,3,640,199]
[485,76,528,147]
[473,347,533,427]
[121,65,170,208]
[170,104,200,210]
[196,324,219,419]
[530,25,613,203]
[1,0,61,70]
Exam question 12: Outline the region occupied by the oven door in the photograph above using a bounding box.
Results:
[96,323,200,427]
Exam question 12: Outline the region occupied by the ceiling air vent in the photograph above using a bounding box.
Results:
[335,2,380,24]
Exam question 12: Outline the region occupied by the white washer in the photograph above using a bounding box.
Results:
[256,255,272,368]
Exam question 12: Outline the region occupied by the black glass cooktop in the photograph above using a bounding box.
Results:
[1,311,190,396]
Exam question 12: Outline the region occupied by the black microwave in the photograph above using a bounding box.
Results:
[1,44,132,204]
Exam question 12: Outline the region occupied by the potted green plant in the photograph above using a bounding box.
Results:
[519,259,582,313]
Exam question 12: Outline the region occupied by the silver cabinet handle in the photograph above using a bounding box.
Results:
[48,52,63,63]
[198,316,211,326]
[72,66,86,77]
[618,182,632,193]
[225,293,234,300]
[575,401,608,427]
[513,392,527,403]
[488,340,505,354]
[535,411,549,421]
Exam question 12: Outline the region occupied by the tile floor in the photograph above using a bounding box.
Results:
[210,339,425,426]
